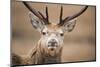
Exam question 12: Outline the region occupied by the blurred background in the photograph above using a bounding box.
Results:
[11,0,96,63]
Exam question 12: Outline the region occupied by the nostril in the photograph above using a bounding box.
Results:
[48,39,58,47]
[51,42,56,46]
[48,42,57,47]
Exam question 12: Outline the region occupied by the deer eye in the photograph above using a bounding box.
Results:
[60,33,64,36]
[42,32,46,35]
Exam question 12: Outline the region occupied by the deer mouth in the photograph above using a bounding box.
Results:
[48,48,56,56]
[50,48,54,51]
[48,47,56,51]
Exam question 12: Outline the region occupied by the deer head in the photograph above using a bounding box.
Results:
[23,2,88,57]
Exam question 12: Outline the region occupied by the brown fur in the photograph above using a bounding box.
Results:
[12,39,62,66]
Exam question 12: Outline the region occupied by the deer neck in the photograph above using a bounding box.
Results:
[30,39,62,64]
[38,39,62,64]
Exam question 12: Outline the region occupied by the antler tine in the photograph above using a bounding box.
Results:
[60,6,63,24]
[23,2,50,25]
[46,6,49,23]
[38,6,50,24]
[58,6,88,26]
[58,6,70,26]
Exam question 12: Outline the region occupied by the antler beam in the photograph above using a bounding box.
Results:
[23,2,50,25]
[59,6,88,26]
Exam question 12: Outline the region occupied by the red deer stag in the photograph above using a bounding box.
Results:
[12,2,88,66]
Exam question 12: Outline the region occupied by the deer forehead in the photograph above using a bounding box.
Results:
[43,24,63,33]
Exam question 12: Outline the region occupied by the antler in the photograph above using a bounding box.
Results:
[23,2,50,25]
[59,6,88,26]
[38,6,49,24]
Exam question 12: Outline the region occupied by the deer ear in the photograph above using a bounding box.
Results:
[29,12,45,32]
[62,18,77,32]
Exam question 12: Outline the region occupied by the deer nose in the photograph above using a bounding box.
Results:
[48,39,57,47]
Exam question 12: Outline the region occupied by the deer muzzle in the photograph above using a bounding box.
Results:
[48,39,58,47]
